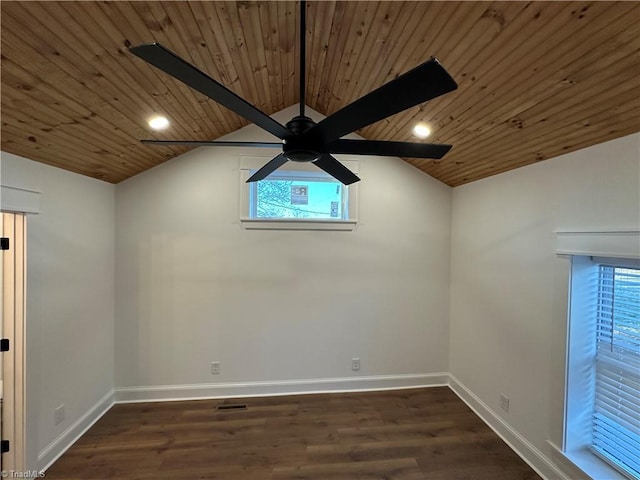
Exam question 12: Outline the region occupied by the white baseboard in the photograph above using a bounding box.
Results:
[114,373,449,403]
[448,375,567,480]
[38,389,114,472]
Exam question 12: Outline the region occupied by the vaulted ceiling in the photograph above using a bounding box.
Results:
[1,1,639,186]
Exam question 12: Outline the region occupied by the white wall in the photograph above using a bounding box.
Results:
[0,152,115,470]
[449,133,640,473]
[115,105,452,395]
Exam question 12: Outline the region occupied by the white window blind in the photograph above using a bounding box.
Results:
[594,265,640,479]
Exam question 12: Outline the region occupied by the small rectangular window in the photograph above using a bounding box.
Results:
[249,170,348,220]
[593,264,640,479]
[239,156,358,230]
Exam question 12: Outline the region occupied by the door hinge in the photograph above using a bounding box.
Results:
[0,238,8,250]
[0,339,8,352]
[0,440,9,454]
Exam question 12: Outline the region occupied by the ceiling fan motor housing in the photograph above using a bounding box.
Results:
[283,116,323,162]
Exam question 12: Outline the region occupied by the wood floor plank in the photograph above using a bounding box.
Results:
[273,458,424,480]
[44,387,541,480]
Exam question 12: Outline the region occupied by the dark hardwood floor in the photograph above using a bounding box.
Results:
[45,387,542,479]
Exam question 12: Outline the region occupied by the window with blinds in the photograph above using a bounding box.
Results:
[594,265,640,479]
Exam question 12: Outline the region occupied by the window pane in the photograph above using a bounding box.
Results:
[593,265,640,479]
[254,177,345,219]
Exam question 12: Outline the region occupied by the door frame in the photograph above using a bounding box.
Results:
[1,212,26,472]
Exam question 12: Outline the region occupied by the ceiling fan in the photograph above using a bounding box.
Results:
[130,1,458,185]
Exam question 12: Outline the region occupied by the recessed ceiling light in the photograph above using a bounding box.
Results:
[148,115,169,130]
[412,123,431,139]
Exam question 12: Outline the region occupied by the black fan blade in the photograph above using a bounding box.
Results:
[246,153,289,183]
[313,155,360,185]
[141,140,283,148]
[307,58,457,144]
[130,43,290,140]
[328,139,451,159]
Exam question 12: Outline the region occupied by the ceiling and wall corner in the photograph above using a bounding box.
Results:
[1,1,638,187]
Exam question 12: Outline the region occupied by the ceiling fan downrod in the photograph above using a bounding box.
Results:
[299,0,307,119]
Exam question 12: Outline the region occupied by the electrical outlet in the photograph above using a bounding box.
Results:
[500,393,510,412]
[351,358,360,371]
[55,404,65,425]
[211,362,220,375]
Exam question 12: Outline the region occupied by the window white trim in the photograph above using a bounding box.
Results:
[238,156,359,231]
[239,217,357,231]
[565,255,598,450]
[556,230,640,259]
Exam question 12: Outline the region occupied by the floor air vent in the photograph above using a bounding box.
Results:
[216,403,248,411]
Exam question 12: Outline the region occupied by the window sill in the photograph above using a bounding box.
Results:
[548,442,630,480]
[240,218,358,231]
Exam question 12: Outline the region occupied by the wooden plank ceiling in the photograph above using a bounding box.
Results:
[1,1,639,186]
